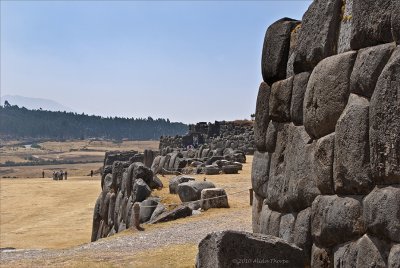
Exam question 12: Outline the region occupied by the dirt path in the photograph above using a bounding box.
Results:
[1,208,251,267]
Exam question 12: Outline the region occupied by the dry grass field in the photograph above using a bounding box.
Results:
[0,140,253,267]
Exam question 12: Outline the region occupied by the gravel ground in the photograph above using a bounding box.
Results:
[1,208,251,267]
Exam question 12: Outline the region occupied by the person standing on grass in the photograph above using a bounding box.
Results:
[64,171,67,180]
[91,170,93,177]
[42,170,45,178]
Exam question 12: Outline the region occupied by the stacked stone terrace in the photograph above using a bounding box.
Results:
[252,0,399,267]
[159,121,255,155]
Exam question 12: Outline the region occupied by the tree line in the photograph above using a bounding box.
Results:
[0,101,188,140]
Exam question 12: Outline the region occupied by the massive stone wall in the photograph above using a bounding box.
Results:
[159,121,255,155]
[252,0,399,267]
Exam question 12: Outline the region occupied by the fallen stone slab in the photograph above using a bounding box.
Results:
[149,205,192,224]
[177,181,216,202]
[196,231,305,268]
[169,175,195,194]
[204,165,220,175]
[221,165,239,174]
[200,188,229,210]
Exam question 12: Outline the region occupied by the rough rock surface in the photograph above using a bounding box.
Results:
[334,94,373,194]
[169,175,195,194]
[264,121,281,153]
[196,231,305,268]
[311,195,365,248]
[266,124,320,213]
[293,208,312,261]
[311,244,333,268]
[290,72,310,126]
[393,2,400,44]
[293,0,342,73]
[350,43,395,98]
[350,0,393,50]
[251,151,270,199]
[261,18,299,85]
[200,188,229,210]
[389,244,400,268]
[259,202,281,237]
[279,213,296,243]
[333,234,390,268]
[177,181,216,202]
[369,47,400,183]
[149,205,192,224]
[269,77,293,122]
[254,82,270,151]
[363,186,400,243]
[303,51,357,139]
[312,133,335,195]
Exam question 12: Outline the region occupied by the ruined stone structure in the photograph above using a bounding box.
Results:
[250,0,400,267]
[159,120,255,155]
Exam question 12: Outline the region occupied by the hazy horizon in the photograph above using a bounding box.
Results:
[1,1,311,124]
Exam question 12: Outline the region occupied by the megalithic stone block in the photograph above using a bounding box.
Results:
[350,0,393,50]
[254,82,270,152]
[293,0,342,73]
[261,18,300,85]
[369,47,400,183]
[303,51,357,139]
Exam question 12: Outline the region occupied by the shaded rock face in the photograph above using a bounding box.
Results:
[254,82,270,151]
[248,4,399,266]
[200,188,229,210]
[293,0,342,73]
[261,18,300,85]
[196,231,305,268]
[369,47,400,184]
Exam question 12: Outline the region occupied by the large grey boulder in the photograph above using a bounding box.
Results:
[279,213,296,244]
[251,151,270,199]
[169,175,195,194]
[177,181,216,202]
[269,77,293,122]
[363,186,400,243]
[149,203,166,222]
[311,244,333,268]
[293,0,342,73]
[200,188,229,210]
[112,161,129,191]
[196,231,305,268]
[128,162,154,185]
[290,72,310,126]
[107,193,116,226]
[252,193,263,233]
[131,178,151,203]
[254,82,270,151]
[204,165,220,175]
[261,18,300,85]
[333,234,390,268]
[139,198,158,223]
[312,133,335,195]
[264,121,281,153]
[293,208,312,262]
[266,124,320,213]
[369,47,400,183]
[350,0,393,50]
[350,43,395,98]
[334,94,373,195]
[91,195,102,242]
[102,173,113,193]
[149,205,192,224]
[389,244,400,268]
[221,165,239,174]
[311,195,365,248]
[259,202,281,237]
[303,51,357,139]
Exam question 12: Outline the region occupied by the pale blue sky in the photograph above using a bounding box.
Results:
[1,0,311,123]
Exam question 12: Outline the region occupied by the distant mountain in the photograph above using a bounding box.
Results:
[1,95,77,113]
